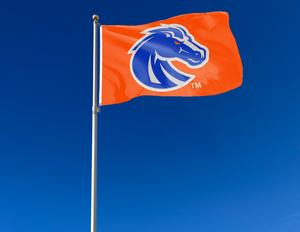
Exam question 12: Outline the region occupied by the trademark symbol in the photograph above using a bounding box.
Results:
[190,82,201,88]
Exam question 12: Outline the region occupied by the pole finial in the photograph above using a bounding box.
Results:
[93,15,99,22]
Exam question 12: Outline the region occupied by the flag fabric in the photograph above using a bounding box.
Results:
[100,12,242,106]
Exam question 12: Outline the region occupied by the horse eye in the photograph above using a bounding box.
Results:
[174,41,181,45]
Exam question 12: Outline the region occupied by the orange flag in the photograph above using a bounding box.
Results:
[100,12,242,105]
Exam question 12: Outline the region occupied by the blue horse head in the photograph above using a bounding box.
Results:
[128,24,209,91]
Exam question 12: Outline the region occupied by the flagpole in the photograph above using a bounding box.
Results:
[91,14,99,232]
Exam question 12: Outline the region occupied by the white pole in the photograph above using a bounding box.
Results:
[91,14,99,232]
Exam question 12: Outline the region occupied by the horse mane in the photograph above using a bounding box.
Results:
[129,24,188,53]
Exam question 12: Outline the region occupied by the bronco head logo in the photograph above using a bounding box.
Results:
[128,24,209,92]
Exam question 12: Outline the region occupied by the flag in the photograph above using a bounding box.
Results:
[100,12,243,105]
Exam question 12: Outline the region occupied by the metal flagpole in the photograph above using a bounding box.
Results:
[91,14,99,232]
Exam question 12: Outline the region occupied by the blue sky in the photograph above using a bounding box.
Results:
[0,0,300,232]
